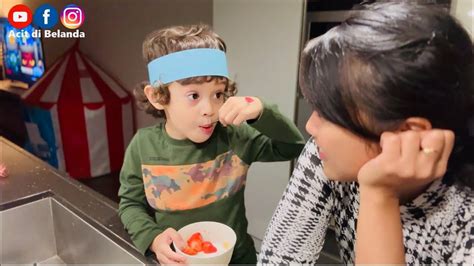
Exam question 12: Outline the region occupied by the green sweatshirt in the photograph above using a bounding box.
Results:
[118,102,305,264]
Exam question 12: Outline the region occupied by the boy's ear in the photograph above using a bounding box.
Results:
[398,117,433,132]
[144,85,165,110]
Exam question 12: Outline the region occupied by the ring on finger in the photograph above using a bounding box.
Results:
[421,147,437,155]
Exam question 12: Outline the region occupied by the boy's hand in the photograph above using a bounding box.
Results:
[357,129,455,199]
[150,228,187,265]
[219,96,263,126]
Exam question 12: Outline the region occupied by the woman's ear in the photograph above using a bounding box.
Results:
[144,85,165,110]
[399,117,433,132]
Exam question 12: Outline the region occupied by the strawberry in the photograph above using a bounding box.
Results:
[187,232,203,252]
[202,241,217,254]
[182,246,198,255]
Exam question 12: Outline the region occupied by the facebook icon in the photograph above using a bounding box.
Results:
[43,9,50,24]
[33,4,58,29]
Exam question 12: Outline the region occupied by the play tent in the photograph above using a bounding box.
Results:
[23,45,135,178]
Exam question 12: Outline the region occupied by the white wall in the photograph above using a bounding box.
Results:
[213,0,304,250]
[451,0,473,38]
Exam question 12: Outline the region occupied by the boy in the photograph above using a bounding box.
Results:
[118,24,305,264]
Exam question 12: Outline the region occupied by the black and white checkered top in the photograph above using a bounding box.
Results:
[259,139,473,264]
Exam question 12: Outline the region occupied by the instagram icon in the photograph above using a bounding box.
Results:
[60,4,84,29]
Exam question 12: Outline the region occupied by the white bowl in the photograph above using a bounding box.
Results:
[174,221,237,265]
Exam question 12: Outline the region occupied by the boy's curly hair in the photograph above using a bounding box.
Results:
[134,24,238,118]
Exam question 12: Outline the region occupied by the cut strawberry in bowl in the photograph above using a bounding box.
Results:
[187,232,204,252]
[182,233,217,255]
[188,232,203,243]
[182,246,198,255]
[173,221,237,265]
[202,241,217,254]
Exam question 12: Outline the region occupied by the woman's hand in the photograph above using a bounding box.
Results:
[150,228,187,265]
[357,129,455,199]
[218,96,263,126]
[355,129,455,264]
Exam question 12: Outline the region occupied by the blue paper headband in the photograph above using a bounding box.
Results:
[147,48,229,85]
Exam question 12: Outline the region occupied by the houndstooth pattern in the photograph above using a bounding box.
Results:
[259,139,474,264]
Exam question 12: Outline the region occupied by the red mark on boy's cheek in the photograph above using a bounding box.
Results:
[245,97,254,103]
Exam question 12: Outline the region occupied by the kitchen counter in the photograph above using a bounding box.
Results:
[0,137,153,264]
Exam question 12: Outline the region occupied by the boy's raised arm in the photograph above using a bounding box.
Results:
[231,100,305,164]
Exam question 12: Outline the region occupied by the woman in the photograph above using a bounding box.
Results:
[259,2,473,264]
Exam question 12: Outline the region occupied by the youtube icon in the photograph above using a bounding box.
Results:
[8,4,33,29]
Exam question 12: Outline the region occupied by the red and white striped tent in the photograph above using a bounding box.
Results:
[22,45,135,179]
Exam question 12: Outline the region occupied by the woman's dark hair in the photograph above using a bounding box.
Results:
[299,2,474,188]
[134,24,237,118]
